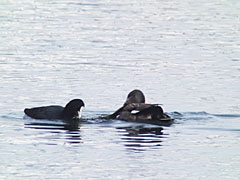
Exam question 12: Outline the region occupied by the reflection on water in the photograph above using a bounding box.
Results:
[1,111,240,179]
[25,119,82,144]
[24,117,167,150]
[22,111,240,150]
[117,126,165,151]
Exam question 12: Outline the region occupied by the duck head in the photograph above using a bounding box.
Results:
[124,89,145,106]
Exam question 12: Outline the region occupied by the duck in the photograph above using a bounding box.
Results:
[24,99,85,120]
[102,90,173,126]
[118,102,173,126]
[102,89,145,119]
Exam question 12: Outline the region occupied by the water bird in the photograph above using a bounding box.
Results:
[103,89,145,119]
[24,99,85,120]
[102,89,173,126]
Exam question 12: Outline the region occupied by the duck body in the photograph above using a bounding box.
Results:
[102,89,173,126]
[24,99,84,120]
[118,103,173,126]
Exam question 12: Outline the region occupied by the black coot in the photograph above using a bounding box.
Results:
[24,99,85,120]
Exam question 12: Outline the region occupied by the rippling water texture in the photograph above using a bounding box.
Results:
[0,0,240,179]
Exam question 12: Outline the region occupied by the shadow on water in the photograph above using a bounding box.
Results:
[116,125,166,152]
[24,118,83,144]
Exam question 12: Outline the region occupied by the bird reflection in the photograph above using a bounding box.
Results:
[24,119,82,144]
[116,126,166,152]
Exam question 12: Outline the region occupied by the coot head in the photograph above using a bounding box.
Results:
[124,89,145,106]
[63,99,85,120]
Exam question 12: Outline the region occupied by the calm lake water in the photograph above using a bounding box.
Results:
[0,0,240,179]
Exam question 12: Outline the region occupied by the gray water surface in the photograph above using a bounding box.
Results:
[0,0,240,179]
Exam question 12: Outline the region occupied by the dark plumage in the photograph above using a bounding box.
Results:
[24,99,85,120]
[119,103,173,126]
[103,89,145,119]
[101,89,173,126]
[124,89,145,105]
[134,105,164,120]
